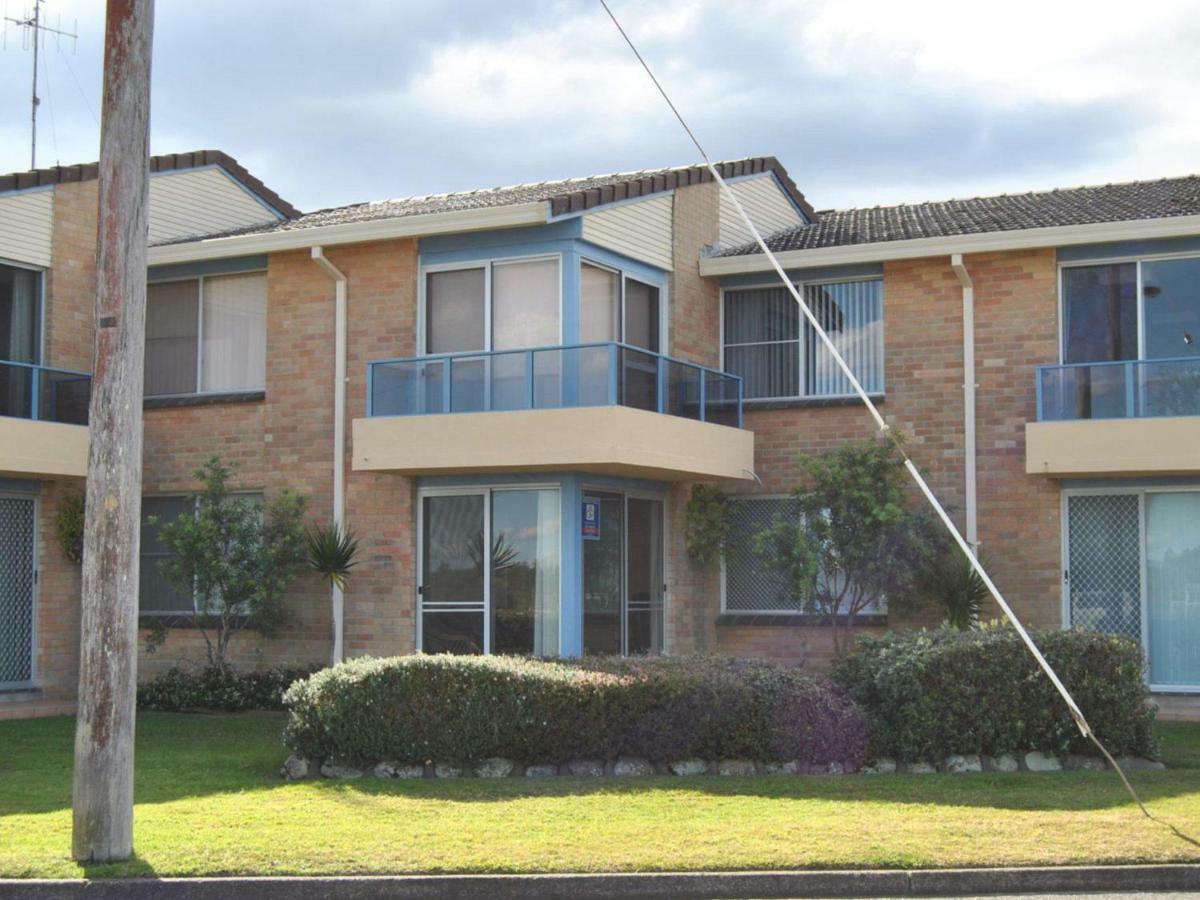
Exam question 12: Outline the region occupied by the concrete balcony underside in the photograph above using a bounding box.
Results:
[1026,416,1200,477]
[0,417,89,479]
[353,405,756,482]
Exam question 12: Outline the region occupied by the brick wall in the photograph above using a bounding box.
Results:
[671,248,1063,671]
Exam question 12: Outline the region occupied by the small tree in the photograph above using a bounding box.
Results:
[148,456,308,668]
[917,541,988,630]
[754,438,936,657]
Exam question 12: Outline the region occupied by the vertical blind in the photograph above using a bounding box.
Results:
[723,279,883,399]
[202,273,267,392]
[145,272,266,396]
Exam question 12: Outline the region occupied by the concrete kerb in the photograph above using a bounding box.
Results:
[2,865,1199,899]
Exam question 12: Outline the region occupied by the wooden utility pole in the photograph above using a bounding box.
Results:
[71,0,154,863]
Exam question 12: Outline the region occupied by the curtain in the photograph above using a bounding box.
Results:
[202,273,266,392]
[426,268,485,353]
[580,263,619,342]
[1146,492,1200,687]
[6,267,38,362]
[492,259,558,350]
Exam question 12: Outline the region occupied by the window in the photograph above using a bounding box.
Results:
[1,263,41,419]
[145,272,266,396]
[139,496,196,614]
[423,257,560,355]
[138,492,265,614]
[579,262,661,351]
[722,279,883,400]
[722,497,804,613]
[419,487,560,656]
[0,263,40,364]
[1062,257,1200,364]
[721,497,885,616]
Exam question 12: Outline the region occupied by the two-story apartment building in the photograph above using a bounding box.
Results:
[1,150,1197,719]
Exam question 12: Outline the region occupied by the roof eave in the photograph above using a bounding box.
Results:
[146,200,551,265]
[698,213,1200,276]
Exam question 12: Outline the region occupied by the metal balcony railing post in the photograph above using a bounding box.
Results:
[608,343,619,406]
[1125,362,1136,418]
[30,365,40,421]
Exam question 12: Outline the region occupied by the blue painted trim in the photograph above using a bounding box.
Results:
[0,183,53,198]
[148,254,268,282]
[1065,476,1200,489]
[1057,235,1200,263]
[719,262,883,288]
[418,220,583,262]
[560,475,584,657]
[0,477,40,494]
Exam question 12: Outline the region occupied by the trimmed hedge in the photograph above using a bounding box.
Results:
[138,665,314,712]
[282,654,868,769]
[831,627,1158,761]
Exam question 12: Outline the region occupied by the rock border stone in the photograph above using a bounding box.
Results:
[282,751,1165,780]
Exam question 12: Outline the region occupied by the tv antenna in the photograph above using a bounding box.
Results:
[4,0,79,170]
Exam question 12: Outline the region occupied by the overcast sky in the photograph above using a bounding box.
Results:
[1,1,1198,215]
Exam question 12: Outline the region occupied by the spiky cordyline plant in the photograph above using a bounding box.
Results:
[306,522,360,591]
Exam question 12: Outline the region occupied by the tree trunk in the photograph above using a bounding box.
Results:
[71,0,154,864]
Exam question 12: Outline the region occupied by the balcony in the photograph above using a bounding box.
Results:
[1027,357,1200,477]
[0,360,91,479]
[353,342,755,481]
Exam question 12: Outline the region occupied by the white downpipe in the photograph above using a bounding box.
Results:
[311,246,348,665]
[950,254,978,553]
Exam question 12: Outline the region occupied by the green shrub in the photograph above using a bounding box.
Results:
[138,665,315,712]
[282,654,868,769]
[831,626,1158,761]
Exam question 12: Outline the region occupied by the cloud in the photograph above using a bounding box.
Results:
[1,0,1196,214]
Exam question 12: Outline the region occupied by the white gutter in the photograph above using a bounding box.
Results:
[311,246,348,666]
[147,201,550,266]
[698,213,1200,276]
[950,254,978,554]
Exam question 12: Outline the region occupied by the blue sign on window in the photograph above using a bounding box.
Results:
[582,498,601,540]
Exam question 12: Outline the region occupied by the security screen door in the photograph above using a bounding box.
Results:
[0,495,36,690]
[1066,490,1200,690]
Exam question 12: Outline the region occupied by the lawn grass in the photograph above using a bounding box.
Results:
[1,712,1198,879]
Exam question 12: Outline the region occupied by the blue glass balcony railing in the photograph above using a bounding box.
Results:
[1036,357,1200,421]
[0,360,92,425]
[368,342,744,428]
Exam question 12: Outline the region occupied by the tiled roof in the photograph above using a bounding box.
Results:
[0,150,301,219]
[154,156,813,246]
[716,174,1200,256]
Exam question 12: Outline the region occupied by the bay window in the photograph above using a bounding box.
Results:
[722,278,883,400]
[145,272,267,397]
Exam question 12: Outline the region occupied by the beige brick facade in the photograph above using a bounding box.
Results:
[4,174,1082,712]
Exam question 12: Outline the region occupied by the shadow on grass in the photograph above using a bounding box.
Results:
[3,713,1199,829]
[79,852,159,880]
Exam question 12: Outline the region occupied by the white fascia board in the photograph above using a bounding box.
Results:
[698,213,1200,276]
[147,201,551,265]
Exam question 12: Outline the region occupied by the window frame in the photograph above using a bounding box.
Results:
[718,275,885,402]
[416,254,564,358]
[144,269,268,399]
[1057,250,1200,365]
[415,483,563,656]
[137,489,266,616]
[0,257,46,366]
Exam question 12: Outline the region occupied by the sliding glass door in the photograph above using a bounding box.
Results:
[419,488,560,656]
[582,491,665,656]
[1066,488,1200,691]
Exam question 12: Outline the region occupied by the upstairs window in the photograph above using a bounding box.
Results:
[145,272,267,397]
[722,279,883,400]
[423,257,560,355]
[0,262,40,364]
